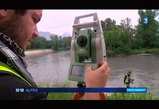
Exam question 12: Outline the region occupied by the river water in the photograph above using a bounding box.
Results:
[25,51,159,98]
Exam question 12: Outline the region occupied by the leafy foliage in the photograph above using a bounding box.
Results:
[135,10,159,48]
[27,9,159,55]
[103,9,159,55]
[27,35,72,51]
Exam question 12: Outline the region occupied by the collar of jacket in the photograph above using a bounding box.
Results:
[0,32,25,57]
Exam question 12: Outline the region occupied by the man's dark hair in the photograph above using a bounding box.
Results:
[15,10,27,16]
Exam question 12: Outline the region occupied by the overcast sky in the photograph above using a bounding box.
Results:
[37,9,140,36]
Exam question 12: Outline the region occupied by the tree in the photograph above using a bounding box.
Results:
[62,36,72,49]
[103,17,135,54]
[136,9,159,48]
[58,36,63,49]
[28,36,48,49]
[50,35,59,51]
[101,18,116,31]
[120,17,134,49]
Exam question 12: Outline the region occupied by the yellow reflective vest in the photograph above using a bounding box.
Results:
[125,74,130,83]
[0,61,32,86]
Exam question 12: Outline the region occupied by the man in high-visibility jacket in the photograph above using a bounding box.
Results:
[124,71,134,88]
[0,10,110,100]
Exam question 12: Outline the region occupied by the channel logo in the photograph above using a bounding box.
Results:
[143,17,148,25]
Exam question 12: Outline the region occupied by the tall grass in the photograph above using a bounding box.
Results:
[37,82,159,100]
[46,92,158,100]
[106,92,158,100]
[46,81,75,100]
[47,93,74,100]
[37,81,76,100]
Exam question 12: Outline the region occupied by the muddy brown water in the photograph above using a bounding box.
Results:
[25,51,159,98]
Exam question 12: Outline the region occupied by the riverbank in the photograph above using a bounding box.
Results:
[25,49,53,57]
[107,48,159,57]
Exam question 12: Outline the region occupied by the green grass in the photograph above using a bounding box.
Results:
[131,48,159,54]
[106,92,158,100]
[46,91,158,100]
[47,93,74,100]
[37,81,76,100]
[37,81,159,100]
[46,92,158,100]
[107,48,159,57]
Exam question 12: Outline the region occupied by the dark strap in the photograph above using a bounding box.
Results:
[0,40,36,86]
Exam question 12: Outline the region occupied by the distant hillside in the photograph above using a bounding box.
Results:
[61,32,71,37]
[38,31,53,40]
[38,31,71,40]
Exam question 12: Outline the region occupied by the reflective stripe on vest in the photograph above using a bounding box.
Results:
[0,62,32,86]
[125,74,129,83]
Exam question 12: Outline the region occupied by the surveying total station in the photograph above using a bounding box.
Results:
[68,13,107,88]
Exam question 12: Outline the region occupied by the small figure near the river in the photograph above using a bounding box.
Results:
[124,71,134,88]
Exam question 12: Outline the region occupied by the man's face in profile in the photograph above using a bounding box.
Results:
[0,10,42,50]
